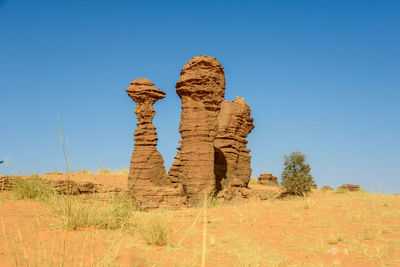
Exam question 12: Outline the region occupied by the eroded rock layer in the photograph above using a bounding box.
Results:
[257,173,278,186]
[127,78,186,209]
[168,56,226,204]
[338,184,360,192]
[214,97,255,190]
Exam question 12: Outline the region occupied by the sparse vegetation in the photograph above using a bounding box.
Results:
[49,192,134,231]
[97,168,111,175]
[120,168,129,175]
[1,185,400,266]
[76,168,92,174]
[136,211,172,246]
[249,177,258,185]
[281,151,314,196]
[12,177,55,201]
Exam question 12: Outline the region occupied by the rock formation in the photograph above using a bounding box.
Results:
[257,173,278,186]
[321,185,334,191]
[168,56,226,204]
[126,78,186,209]
[127,56,258,208]
[337,184,361,192]
[214,97,254,189]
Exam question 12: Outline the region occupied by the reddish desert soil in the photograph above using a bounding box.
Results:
[1,174,400,267]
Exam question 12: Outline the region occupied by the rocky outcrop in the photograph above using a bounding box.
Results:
[127,78,186,209]
[321,185,334,191]
[337,184,361,192]
[168,56,226,204]
[0,175,121,194]
[257,173,278,186]
[126,56,257,208]
[214,97,254,190]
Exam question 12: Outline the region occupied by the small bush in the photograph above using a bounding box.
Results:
[12,177,55,201]
[136,213,171,246]
[50,192,134,231]
[281,152,314,196]
[111,168,129,175]
[327,232,345,245]
[97,168,111,175]
[249,177,258,185]
[335,188,348,194]
[76,169,92,174]
[120,168,129,176]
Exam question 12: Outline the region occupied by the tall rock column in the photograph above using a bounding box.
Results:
[127,78,185,209]
[168,56,226,204]
[214,97,255,189]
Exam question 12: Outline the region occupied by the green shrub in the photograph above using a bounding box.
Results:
[12,177,55,201]
[280,152,314,196]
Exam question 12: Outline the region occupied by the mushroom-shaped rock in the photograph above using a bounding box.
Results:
[127,78,186,209]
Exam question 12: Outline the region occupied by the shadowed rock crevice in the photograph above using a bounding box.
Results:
[214,147,227,192]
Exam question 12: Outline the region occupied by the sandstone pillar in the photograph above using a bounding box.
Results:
[127,78,185,209]
[214,97,255,189]
[168,56,226,203]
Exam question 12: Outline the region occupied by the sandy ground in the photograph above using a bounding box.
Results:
[1,174,400,266]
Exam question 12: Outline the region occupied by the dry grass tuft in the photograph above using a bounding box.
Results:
[12,177,55,201]
[49,192,135,231]
[135,211,172,246]
[96,168,111,175]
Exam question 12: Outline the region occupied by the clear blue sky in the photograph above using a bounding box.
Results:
[1,0,399,193]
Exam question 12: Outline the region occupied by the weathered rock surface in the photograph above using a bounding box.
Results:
[257,173,278,186]
[214,97,254,190]
[168,56,226,204]
[0,175,121,195]
[127,79,186,209]
[337,184,361,192]
[217,186,278,201]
